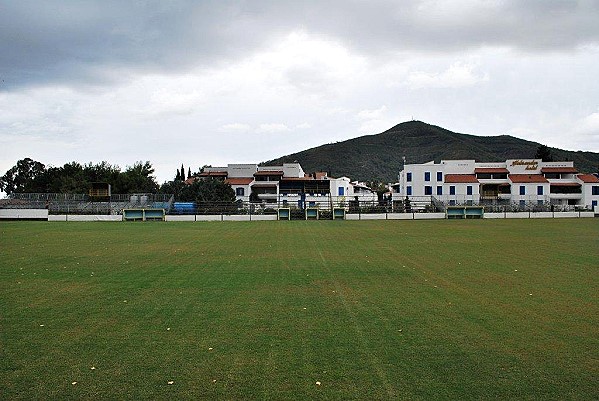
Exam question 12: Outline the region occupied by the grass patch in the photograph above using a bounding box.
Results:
[1,219,598,400]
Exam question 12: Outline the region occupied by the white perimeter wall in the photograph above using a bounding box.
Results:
[1,209,48,219]
[48,215,122,221]
[4,210,592,222]
[164,215,278,222]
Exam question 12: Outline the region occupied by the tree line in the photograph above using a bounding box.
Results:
[0,158,235,203]
[0,158,158,195]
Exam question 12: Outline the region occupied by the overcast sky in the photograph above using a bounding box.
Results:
[1,0,599,184]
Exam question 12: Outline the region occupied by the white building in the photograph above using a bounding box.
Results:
[198,162,377,206]
[394,159,599,211]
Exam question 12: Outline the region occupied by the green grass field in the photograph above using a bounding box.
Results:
[1,219,598,400]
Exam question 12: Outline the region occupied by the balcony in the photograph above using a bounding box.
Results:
[549,193,582,200]
[257,193,278,200]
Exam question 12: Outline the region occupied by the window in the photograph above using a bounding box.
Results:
[436,186,442,196]
[519,200,526,207]
[593,186,599,195]
[235,187,244,196]
[450,186,456,195]
[407,186,412,195]
[449,200,456,206]
[538,200,544,205]
[467,186,473,196]
[436,172,443,181]
[537,185,543,195]
[338,187,344,196]
[406,172,412,182]
[424,172,431,181]
[520,185,526,195]
[593,200,598,209]
[424,186,432,195]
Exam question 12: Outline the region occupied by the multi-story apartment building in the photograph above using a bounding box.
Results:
[197,163,377,205]
[395,159,599,211]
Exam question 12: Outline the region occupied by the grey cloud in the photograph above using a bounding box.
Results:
[1,0,598,89]
[0,1,273,88]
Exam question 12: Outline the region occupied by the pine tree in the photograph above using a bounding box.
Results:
[180,164,185,181]
[175,168,181,181]
[187,167,191,179]
[535,145,553,162]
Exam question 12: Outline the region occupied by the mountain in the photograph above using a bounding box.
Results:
[263,121,599,182]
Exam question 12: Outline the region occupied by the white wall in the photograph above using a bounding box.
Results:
[530,212,553,218]
[222,215,251,221]
[0,209,48,219]
[250,215,278,221]
[441,183,479,204]
[581,182,599,210]
[165,214,278,221]
[387,213,414,220]
[359,213,387,220]
[166,215,195,221]
[401,161,480,199]
[232,184,252,202]
[511,182,549,204]
[484,212,505,219]
[51,215,122,221]
[329,177,351,197]
[282,163,304,178]
[440,160,476,174]
[195,215,223,221]
[227,164,258,178]
[553,212,579,218]
[402,162,443,197]
[414,213,446,219]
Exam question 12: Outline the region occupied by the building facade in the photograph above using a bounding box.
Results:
[395,159,599,211]
[197,163,377,206]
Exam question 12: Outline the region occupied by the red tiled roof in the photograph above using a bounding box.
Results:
[184,177,197,185]
[474,168,509,174]
[444,174,479,183]
[508,174,548,183]
[550,182,581,187]
[225,178,254,185]
[541,167,578,173]
[578,174,599,183]
[254,170,283,176]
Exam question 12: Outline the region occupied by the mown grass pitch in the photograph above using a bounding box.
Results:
[1,219,597,400]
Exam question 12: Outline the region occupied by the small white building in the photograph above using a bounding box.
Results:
[395,159,599,211]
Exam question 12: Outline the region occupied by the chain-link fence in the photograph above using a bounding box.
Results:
[1,193,592,215]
